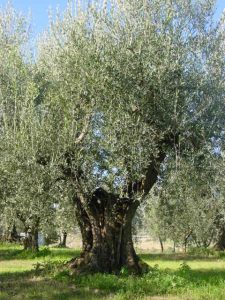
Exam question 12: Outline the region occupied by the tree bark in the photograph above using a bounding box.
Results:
[70,188,147,274]
[184,239,187,253]
[59,232,68,247]
[183,230,192,253]
[215,228,225,251]
[159,237,164,253]
[23,226,39,252]
[74,196,93,254]
[7,223,18,242]
[61,232,67,247]
[65,147,166,274]
[173,241,176,253]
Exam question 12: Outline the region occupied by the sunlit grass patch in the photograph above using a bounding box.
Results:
[141,253,225,271]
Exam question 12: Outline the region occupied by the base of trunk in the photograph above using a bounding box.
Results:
[214,229,225,251]
[214,241,225,251]
[58,232,68,248]
[23,230,39,252]
[69,250,148,275]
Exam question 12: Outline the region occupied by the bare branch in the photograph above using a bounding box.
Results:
[75,113,91,145]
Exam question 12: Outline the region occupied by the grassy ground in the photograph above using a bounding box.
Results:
[1,244,225,299]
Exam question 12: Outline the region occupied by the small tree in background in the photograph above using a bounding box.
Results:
[147,153,225,252]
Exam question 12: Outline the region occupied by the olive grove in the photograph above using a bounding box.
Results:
[0,0,224,273]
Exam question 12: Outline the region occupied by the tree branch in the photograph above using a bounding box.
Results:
[75,113,91,145]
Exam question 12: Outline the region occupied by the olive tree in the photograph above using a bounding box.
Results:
[1,0,224,272]
[35,0,225,273]
[0,4,58,251]
[146,152,225,252]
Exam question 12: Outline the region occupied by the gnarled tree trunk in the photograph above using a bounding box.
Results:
[65,149,166,274]
[70,188,145,274]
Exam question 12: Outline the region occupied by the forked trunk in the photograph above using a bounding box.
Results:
[70,188,147,274]
[66,150,166,274]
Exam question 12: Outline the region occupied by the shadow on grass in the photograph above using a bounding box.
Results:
[0,270,109,300]
[0,248,23,260]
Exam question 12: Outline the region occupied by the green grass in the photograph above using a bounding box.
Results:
[1,243,225,299]
[141,252,225,271]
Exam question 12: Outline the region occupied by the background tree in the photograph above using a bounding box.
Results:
[146,152,225,252]
[0,4,57,252]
